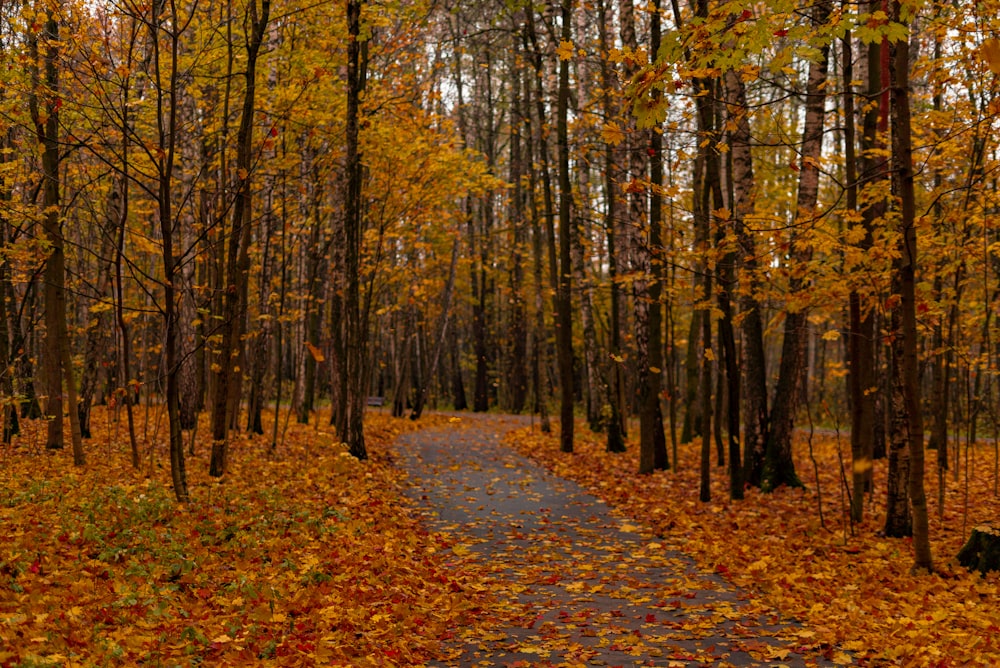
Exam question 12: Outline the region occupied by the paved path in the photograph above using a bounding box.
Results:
[397,415,831,667]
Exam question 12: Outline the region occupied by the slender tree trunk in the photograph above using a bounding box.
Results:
[637,0,668,473]
[599,0,625,451]
[724,58,767,489]
[209,0,270,475]
[554,0,574,453]
[522,30,550,431]
[151,0,189,501]
[411,239,460,419]
[0,199,16,443]
[890,4,931,570]
[297,205,325,424]
[526,12,558,434]
[762,0,832,491]
[338,0,368,459]
[507,50,529,415]
[31,8,83,464]
[843,27,874,523]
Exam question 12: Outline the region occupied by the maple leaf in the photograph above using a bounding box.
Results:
[601,122,625,146]
[980,38,1000,74]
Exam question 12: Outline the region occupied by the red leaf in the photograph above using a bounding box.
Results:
[740,9,752,19]
[774,28,788,37]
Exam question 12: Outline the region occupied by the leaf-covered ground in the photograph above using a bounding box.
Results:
[505,421,1000,666]
[0,409,497,667]
[397,415,831,667]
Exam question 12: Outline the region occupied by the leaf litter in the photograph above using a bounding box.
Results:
[0,409,493,667]
[503,419,1000,667]
[5,408,996,667]
[398,415,833,667]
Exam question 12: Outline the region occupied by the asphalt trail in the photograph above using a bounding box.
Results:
[397,414,834,667]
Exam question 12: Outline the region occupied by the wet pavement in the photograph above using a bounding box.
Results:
[396,414,835,667]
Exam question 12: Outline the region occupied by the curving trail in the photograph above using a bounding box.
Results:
[397,414,833,667]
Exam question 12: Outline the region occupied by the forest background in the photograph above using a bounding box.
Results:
[1,0,1000,662]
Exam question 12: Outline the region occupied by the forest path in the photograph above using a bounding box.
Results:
[395,413,832,667]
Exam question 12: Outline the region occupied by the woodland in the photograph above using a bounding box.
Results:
[1,0,1000,663]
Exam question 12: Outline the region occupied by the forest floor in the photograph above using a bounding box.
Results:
[0,409,495,667]
[397,413,834,667]
[499,417,1000,667]
[1,407,998,667]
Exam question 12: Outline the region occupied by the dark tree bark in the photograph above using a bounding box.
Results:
[761,0,832,492]
[297,199,327,424]
[210,0,270,474]
[889,4,931,570]
[957,524,1000,574]
[0,138,18,442]
[504,36,528,415]
[30,7,84,464]
[337,0,368,460]
[149,0,190,501]
[450,326,467,411]
[637,0,668,473]
[554,0,574,453]
[843,28,872,523]
[598,0,625,452]
[850,0,888,516]
[411,239,460,420]
[526,10,558,433]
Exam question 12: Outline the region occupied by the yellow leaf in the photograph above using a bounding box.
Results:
[832,651,853,665]
[981,38,1000,74]
[518,644,547,655]
[601,122,625,146]
[556,40,574,61]
[822,329,841,341]
[306,340,325,362]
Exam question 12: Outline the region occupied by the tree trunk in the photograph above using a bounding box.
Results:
[761,0,831,491]
[890,5,932,570]
[31,9,84,464]
[506,43,529,415]
[598,0,625,452]
[957,524,1000,574]
[209,0,270,475]
[338,0,368,460]
[151,0,189,502]
[637,0,668,473]
[554,0,574,453]
[411,238,460,420]
[526,10,558,435]
[723,62,767,489]
[297,207,326,424]
[843,28,873,523]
